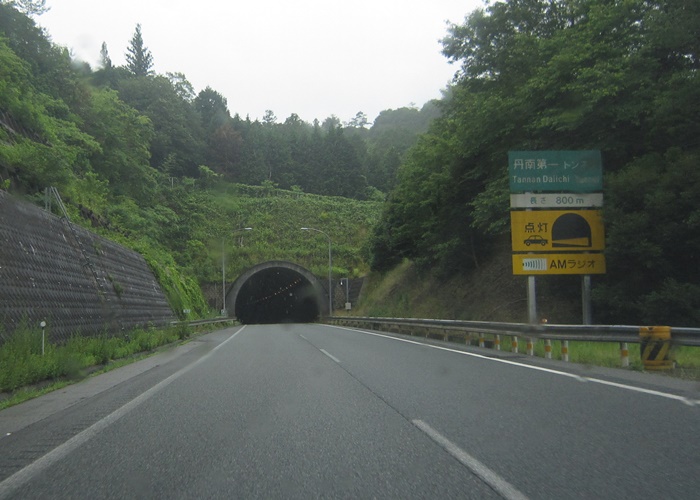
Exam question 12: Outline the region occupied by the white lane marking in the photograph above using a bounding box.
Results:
[320,349,341,364]
[299,334,307,340]
[0,327,246,499]
[413,419,529,500]
[327,325,700,407]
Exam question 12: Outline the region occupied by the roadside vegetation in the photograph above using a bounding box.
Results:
[1,0,699,391]
[369,0,700,327]
[0,321,227,409]
[352,258,700,380]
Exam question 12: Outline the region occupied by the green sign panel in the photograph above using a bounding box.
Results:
[509,150,602,193]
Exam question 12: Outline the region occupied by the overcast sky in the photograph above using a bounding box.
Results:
[38,0,484,124]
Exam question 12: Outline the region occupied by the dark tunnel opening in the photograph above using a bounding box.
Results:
[234,267,322,324]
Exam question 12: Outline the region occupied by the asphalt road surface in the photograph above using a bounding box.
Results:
[0,324,698,499]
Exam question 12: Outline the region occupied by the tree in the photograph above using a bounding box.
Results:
[0,36,97,193]
[4,0,49,16]
[117,75,205,177]
[167,72,195,102]
[347,111,369,128]
[100,42,112,69]
[194,87,230,131]
[370,0,700,323]
[262,110,277,125]
[82,88,156,201]
[125,24,154,76]
[322,115,341,132]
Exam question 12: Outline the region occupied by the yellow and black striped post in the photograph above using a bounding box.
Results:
[639,326,674,370]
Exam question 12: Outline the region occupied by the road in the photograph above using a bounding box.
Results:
[0,323,698,499]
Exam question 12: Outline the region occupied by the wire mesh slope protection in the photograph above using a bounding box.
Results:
[0,190,175,343]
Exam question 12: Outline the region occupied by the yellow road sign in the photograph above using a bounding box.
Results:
[510,210,605,252]
[512,253,606,275]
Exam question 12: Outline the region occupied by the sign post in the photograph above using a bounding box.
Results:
[509,151,605,325]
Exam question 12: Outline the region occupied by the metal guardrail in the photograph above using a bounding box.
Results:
[326,315,700,364]
[172,318,236,328]
[173,317,698,369]
[327,316,700,346]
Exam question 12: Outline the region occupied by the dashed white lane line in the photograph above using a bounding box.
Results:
[412,419,529,500]
[320,348,341,364]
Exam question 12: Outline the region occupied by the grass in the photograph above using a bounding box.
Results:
[478,335,700,379]
[0,321,225,409]
[351,258,700,379]
[514,338,645,369]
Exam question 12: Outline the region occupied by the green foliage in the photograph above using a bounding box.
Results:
[181,182,382,283]
[81,87,156,201]
[67,170,109,213]
[197,164,219,188]
[372,0,700,325]
[0,3,384,326]
[3,3,433,202]
[594,150,700,325]
[0,36,96,192]
[0,323,194,393]
[5,1,49,17]
[115,75,205,177]
[131,241,209,320]
[125,24,154,77]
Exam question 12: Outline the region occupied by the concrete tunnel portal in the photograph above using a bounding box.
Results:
[226,261,328,324]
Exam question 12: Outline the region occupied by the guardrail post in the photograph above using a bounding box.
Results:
[544,339,552,359]
[512,336,518,353]
[478,334,485,348]
[620,342,630,367]
[494,335,501,351]
[562,340,569,362]
[527,337,534,356]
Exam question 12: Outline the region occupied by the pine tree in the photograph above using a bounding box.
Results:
[125,24,154,76]
[100,41,112,69]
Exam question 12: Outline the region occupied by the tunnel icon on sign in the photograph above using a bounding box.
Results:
[552,213,592,248]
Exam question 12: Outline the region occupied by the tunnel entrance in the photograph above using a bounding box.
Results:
[226,261,327,324]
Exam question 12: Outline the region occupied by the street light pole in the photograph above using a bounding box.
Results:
[222,227,252,316]
[301,227,332,316]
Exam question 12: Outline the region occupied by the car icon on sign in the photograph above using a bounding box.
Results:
[524,235,548,246]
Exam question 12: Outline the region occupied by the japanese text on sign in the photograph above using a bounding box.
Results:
[512,254,606,275]
[510,210,605,252]
[508,150,602,193]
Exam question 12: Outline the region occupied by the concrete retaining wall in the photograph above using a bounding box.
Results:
[0,191,175,343]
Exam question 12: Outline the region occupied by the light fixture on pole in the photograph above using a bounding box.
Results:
[222,227,252,316]
[301,227,332,316]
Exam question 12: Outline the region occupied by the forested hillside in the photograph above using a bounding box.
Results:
[3,1,699,327]
[371,0,700,326]
[0,3,438,199]
[0,2,406,315]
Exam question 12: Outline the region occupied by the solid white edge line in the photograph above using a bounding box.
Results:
[327,325,700,407]
[320,348,341,364]
[0,326,246,499]
[412,419,529,500]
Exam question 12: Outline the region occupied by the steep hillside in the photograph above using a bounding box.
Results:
[355,241,584,325]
